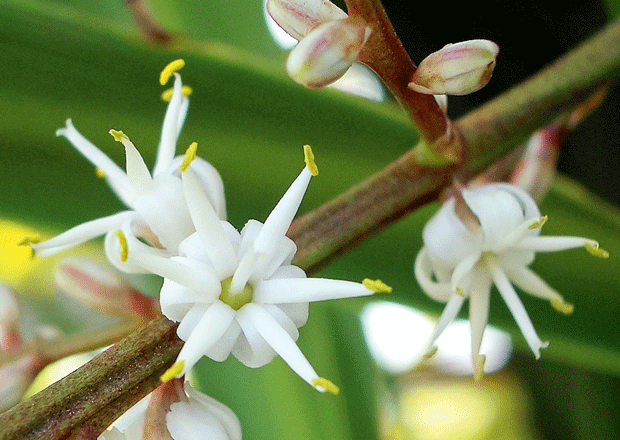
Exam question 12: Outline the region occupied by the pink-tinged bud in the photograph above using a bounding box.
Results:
[55,257,159,320]
[0,284,21,352]
[0,355,41,412]
[409,39,499,95]
[266,0,348,40]
[287,18,371,88]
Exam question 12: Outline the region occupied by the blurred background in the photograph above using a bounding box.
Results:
[1,1,619,439]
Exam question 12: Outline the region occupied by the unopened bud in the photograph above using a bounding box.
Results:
[287,18,371,88]
[266,0,348,40]
[0,355,39,412]
[55,257,158,319]
[409,39,499,95]
[0,284,21,352]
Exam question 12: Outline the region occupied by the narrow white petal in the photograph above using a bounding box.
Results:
[251,167,312,275]
[204,320,242,362]
[237,303,319,386]
[182,166,237,278]
[414,248,454,302]
[262,236,298,279]
[104,224,169,274]
[170,155,227,220]
[493,216,544,252]
[230,242,256,294]
[450,251,481,292]
[468,268,492,362]
[160,279,213,322]
[428,294,465,347]
[263,303,299,340]
[254,277,372,304]
[33,211,134,257]
[153,73,183,176]
[121,137,152,193]
[514,236,598,252]
[487,259,548,358]
[126,251,220,298]
[176,96,190,142]
[176,300,236,376]
[233,309,278,367]
[503,264,563,302]
[56,119,133,204]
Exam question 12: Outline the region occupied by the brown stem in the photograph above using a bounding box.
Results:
[345,0,455,154]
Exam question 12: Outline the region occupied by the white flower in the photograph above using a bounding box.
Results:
[99,379,241,440]
[26,60,226,273]
[116,145,390,392]
[414,183,608,379]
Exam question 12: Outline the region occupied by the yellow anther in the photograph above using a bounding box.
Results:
[303,145,318,176]
[551,298,574,315]
[109,129,129,143]
[160,59,185,85]
[423,345,438,360]
[528,215,548,230]
[161,85,193,102]
[312,377,339,395]
[95,168,106,178]
[455,286,465,297]
[584,242,609,258]
[180,142,198,172]
[115,230,128,262]
[161,360,185,383]
[474,354,486,382]
[17,235,42,259]
[362,278,392,293]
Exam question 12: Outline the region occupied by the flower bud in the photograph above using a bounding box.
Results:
[0,355,41,412]
[0,284,21,352]
[409,39,499,95]
[266,0,348,40]
[55,257,158,320]
[287,18,371,88]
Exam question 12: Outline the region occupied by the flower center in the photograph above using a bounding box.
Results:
[219,277,254,311]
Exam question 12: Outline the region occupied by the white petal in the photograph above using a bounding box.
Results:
[232,308,278,367]
[167,401,231,440]
[183,385,242,440]
[236,303,319,387]
[274,302,309,328]
[254,277,372,304]
[261,236,298,280]
[176,300,236,376]
[514,236,598,253]
[177,303,210,340]
[204,320,242,362]
[56,119,133,204]
[33,211,134,257]
[120,137,152,193]
[414,248,454,302]
[251,167,312,276]
[171,155,227,221]
[263,303,299,340]
[160,278,215,322]
[503,265,563,302]
[104,224,170,274]
[450,251,482,292]
[182,166,237,278]
[487,258,548,358]
[153,73,184,176]
[468,267,492,361]
[132,173,194,252]
[269,264,307,280]
[427,294,465,347]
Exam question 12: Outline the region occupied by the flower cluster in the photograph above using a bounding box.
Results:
[414,183,608,379]
[25,60,391,437]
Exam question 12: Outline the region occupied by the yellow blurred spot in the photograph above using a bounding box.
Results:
[1,221,44,286]
[551,298,574,315]
[109,129,129,143]
[363,278,392,293]
[161,85,193,102]
[303,145,318,176]
[160,59,185,85]
[115,230,128,262]
[180,142,198,172]
[528,215,548,230]
[312,377,339,395]
[584,242,609,258]
[95,168,106,178]
[161,360,185,383]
